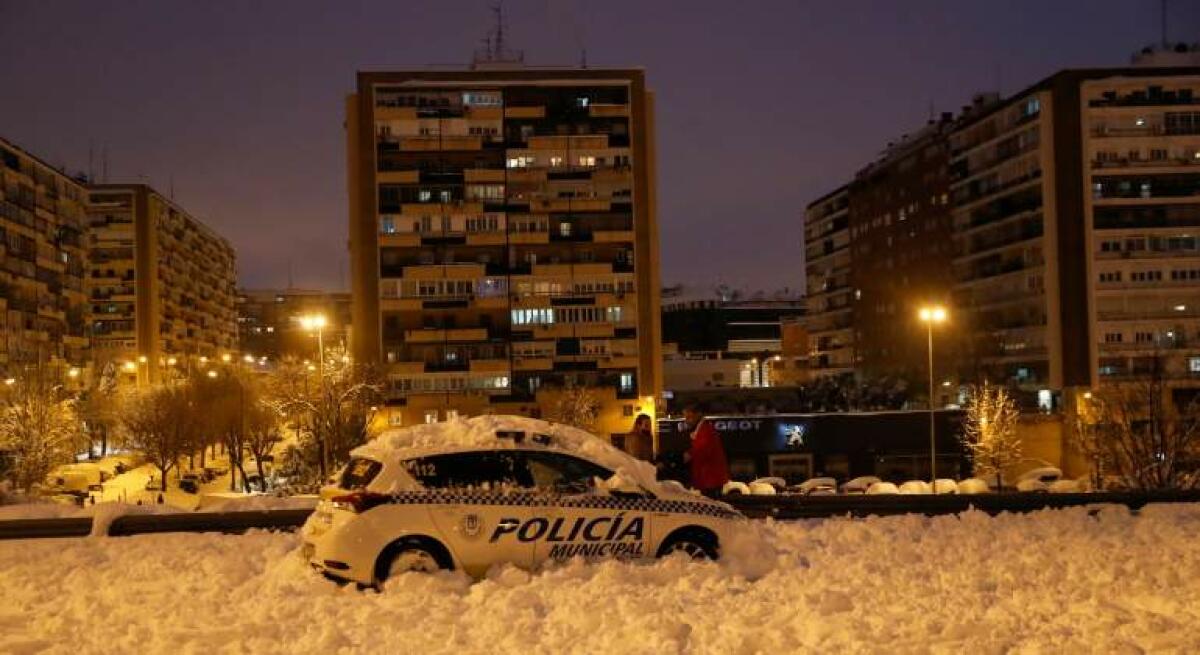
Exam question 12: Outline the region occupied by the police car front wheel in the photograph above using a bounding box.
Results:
[375,537,454,585]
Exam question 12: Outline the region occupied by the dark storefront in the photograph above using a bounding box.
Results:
[658,410,967,484]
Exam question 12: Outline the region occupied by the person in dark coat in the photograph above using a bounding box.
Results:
[624,414,655,462]
[682,405,729,496]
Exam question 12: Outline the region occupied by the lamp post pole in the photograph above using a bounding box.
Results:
[918,305,947,489]
[926,319,936,486]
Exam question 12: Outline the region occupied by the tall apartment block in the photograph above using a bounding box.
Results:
[87,184,237,383]
[849,117,956,381]
[803,186,853,376]
[237,288,352,361]
[951,56,1200,393]
[0,137,89,375]
[346,68,661,437]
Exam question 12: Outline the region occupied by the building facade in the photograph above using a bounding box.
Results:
[346,67,661,437]
[951,60,1200,394]
[0,137,89,375]
[87,184,237,382]
[803,186,854,377]
[237,288,352,361]
[660,287,805,391]
[849,116,956,381]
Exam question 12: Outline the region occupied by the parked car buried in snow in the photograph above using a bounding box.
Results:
[302,416,745,586]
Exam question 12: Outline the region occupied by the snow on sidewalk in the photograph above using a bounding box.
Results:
[2,505,1199,654]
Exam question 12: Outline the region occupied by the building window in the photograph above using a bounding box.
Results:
[418,189,432,202]
[549,156,563,167]
[1104,332,1123,343]
[619,372,633,392]
[1190,357,1200,373]
[446,409,459,421]
[576,96,590,108]
[559,222,571,237]
[577,155,596,167]
[424,410,438,424]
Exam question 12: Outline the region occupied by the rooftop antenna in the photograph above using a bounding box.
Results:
[472,2,523,68]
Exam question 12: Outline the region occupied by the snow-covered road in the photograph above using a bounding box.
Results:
[2,505,1198,654]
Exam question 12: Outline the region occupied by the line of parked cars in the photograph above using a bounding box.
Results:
[721,467,1083,496]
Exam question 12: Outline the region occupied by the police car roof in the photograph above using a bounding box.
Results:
[353,415,660,488]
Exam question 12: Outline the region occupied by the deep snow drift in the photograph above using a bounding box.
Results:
[2,505,1199,654]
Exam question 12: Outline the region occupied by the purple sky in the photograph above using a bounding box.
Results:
[1,0,1197,294]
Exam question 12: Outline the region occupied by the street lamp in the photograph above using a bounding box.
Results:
[918,305,948,487]
[300,315,327,379]
[207,369,218,379]
[221,353,232,364]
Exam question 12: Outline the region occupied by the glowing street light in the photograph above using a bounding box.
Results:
[207,370,218,379]
[67,368,80,379]
[123,361,136,372]
[167,357,177,366]
[221,353,232,363]
[918,304,949,486]
[243,354,255,364]
[300,314,328,381]
[4,378,15,386]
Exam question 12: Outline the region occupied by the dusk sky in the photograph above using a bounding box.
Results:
[2,0,1197,294]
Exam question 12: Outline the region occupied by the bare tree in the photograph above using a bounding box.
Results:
[1084,371,1200,490]
[245,398,284,491]
[0,375,86,492]
[267,346,382,481]
[120,385,192,489]
[77,361,123,459]
[961,382,1022,489]
[549,381,600,431]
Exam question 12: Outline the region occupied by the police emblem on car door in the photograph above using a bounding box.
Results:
[521,451,653,565]
[404,450,538,575]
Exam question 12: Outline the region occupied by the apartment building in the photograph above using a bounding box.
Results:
[1084,67,1200,385]
[87,184,237,383]
[0,137,89,375]
[237,288,352,361]
[849,116,956,380]
[803,186,853,377]
[346,67,661,437]
[950,56,1200,393]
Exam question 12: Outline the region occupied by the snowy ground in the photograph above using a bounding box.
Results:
[2,505,1198,654]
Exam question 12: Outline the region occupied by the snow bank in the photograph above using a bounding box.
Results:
[3,504,1200,653]
[196,494,319,512]
[357,415,662,491]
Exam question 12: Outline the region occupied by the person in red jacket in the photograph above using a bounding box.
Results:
[682,405,729,497]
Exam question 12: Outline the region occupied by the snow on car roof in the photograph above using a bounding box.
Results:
[353,414,661,490]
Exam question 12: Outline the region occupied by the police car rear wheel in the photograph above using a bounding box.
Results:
[657,532,718,561]
[375,538,453,585]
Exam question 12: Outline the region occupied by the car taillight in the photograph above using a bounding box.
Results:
[330,492,388,513]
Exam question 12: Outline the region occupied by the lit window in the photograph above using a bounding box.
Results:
[559,222,571,237]
[578,155,596,167]
[549,156,563,167]
[424,410,438,424]
[619,372,633,392]
[576,97,590,108]
[1190,357,1200,373]
[418,190,432,202]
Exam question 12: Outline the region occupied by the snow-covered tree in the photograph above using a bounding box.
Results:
[267,347,382,481]
[1084,368,1200,490]
[77,361,124,459]
[961,382,1022,489]
[120,385,192,489]
[549,381,600,431]
[0,375,86,492]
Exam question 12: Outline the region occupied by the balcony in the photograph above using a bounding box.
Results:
[404,327,490,343]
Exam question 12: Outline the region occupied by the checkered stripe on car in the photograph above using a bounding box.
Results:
[382,490,741,519]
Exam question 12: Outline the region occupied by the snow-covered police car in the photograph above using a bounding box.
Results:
[301,415,743,585]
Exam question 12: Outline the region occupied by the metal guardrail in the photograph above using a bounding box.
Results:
[724,490,1200,520]
[2,491,1199,540]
